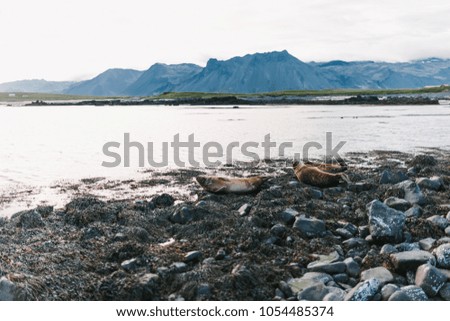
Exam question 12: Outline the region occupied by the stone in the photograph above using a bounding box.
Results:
[288,180,300,188]
[388,285,428,301]
[383,197,411,212]
[416,176,444,191]
[151,193,174,207]
[396,242,420,252]
[419,238,436,251]
[434,244,450,268]
[367,200,405,244]
[405,206,423,218]
[304,187,323,199]
[279,208,297,225]
[427,215,449,230]
[170,262,188,273]
[270,224,288,238]
[333,273,349,283]
[293,217,326,238]
[344,257,360,278]
[170,207,192,224]
[415,263,447,297]
[287,272,333,294]
[343,237,368,249]
[379,169,409,184]
[278,281,294,298]
[238,203,252,216]
[345,278,381,301]
[348,182,375,193]
[268,185,283,198]
[439,283,450,301]
[381,284,399,300]
[360,267,394,285]
[307,261,346,274]
[358,225,370,239]
[343,223,358,236]
[408,155,437,168]
[446,226,450,236]
[297,283,330,301]
[390,250,436,272]
[335,228,353,239]
[0,277,15,301]
[184,251,203,263]
[395,180,426,206]
[323,290,346,301]
[380,244,398,255]
[121,258,139,272]
[15,210,45,229]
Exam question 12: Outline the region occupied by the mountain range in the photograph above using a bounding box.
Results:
[2,51,450,96]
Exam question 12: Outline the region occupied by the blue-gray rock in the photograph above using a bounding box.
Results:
[323,289,346,301]
[390,250,436,272]
[395,180,426,206]
[271,224,288,237]
[381,284,399,300]
[405,206,423,218]
[379,170,409,184]
[439,283,450,300]
[121,258,139,272]
[333,273,349,283]
[446,226,450,236]
[345,278,381,301]
[358,225,370,239]
[0,277,15,301]
[278,281,294,298]
[415,263,447,297]
[396,242,420,252]
[416,176,444,191]
[367,200,406,244]
[304,187,323,199]
[184,251,203,263]
[344,257,361,277]
[287,272,333,294]
[447,211,450,221]
[335,228,353,239]
[434,244,450,269]
[380,244,398,255]
[269,185,283,198]
[384,197,411,211]
[307,261,346,274]
[279,208,298,225]
[343,223,358,235]
[293,217,326,238]
[238,203,252,216]
[361,267,394,285]
[288,180,300,188]
[297,283,332,301]
[13,210,45,229]
[170,262,188,273]
[437,237,450,245]
[151,193,175,207]
[343,237,368,249]
[196,283,212,300]
[427,215,449,230]
[170,207,192,224]
[419,238,436,251]
[348,182,375,193]
[388,285,428,301]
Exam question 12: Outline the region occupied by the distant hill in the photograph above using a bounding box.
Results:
[0,79,74,93]
[177,50,332,93]
[125,63,202,96]
[64,69,143,96]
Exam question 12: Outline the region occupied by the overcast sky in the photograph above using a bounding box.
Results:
[1,0,450,83]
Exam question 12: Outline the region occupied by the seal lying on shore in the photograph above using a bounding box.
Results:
[195,175,269,194]
[293,160,350,188]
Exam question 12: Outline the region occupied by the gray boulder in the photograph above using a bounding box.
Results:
[434,244,450,268]
[390,250,436,272]
[287,272,333,294]
[367,200,405,244]
[379,170,408,184]
[415,263,447,297]
[416,176,444,191]
[293,217,326,238]
[345,278,381,301]
[360,267,394,285]
[384,197,411,212]
[426,215,449,230]
[395,180,426,206]
[388,285,428,301]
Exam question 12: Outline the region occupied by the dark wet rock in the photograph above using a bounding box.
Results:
[121,258,139,272]
[270,224,287,238]
[343,237,368,249]
[380,244,398,255]
[381,284,399,300]
[196,283,212,300]
[396,242,420,252]
[379,170,409,185]
[390,250,436,272]
[416,176,444,191]
[277,208,297,225]
[304,187,323,199]
[367,200,405,244]
[415,263,447,297]
[268,185,283,198]
[333,273,349,283]
[360,267,394,285]
[437,237,450,245]
[35,205,54,218]
[288,180,300,188]
[64,197,121,226]
[170,207,193,224]
[127,227,151,243]
[446,226,450,236]
[214,249,226,260]
[0,277,15,301]
[395,180,426,206]
[323,290,346,301]
[439,283,450,300]
[12,210,45,229]
[293,217,326,238]
[419,238,436,251]
[287,272,333,294]
[434,244,450,268]
[383,197,411,211]
[278,281,294,298]
[150,193,175,208]
[344,257,360,278]
[406,270,416,285]
[238,203,252,216]
[335,228,353,239]
[343,223,358,235]
[388,285,428,301]
[405,206,423,218]
[348,182,375,193]
[427,215,449,230]
[358,225,370,239]
[345,278,380,301]
[170,262,188,273]
[184,251,203,263]
[307,261,346,274]
[297,283,345,301]
[408,155,437,168]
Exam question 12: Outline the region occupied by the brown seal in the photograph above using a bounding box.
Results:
[195,175,269,194]
[293,160,350,188]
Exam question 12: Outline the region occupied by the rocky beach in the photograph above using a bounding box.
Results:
[1,150,450,301]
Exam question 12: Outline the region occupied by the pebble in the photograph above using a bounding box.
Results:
[427,215,449,230]
[383,197,411,212]
[335,228,353,239]
[395,180,426,206]
[360,267,394,285]
[405,206,423,218]
[215,249,226,260]
[121,258,139,272]
[170,207,193,224]
[297,283,333,301]
[196,283,212,300]
[343,237,368,249]
[345,278,381,301]
[287,272,333,294]
[367,200,405,244]
[358,225,370,239]
[380,244,398,255]
[433,244,450,268]
[184,251,203,263]
[416,176,444,191]
[304,187,323,199]
[390,250,436,272]
[344,257,360,278]
[379,169,408,185]
[307,261,346,274]
[333,273,349,283]
[0,277,15,301]
[348,182,375,193]
[419,238,436,251]
[278,281,294,298]
[293,217,326,238]
[343,223,358,236]
[279,208,297,225]
[270,224,288,238]
[395,242,420,252]
[170,262,188,273]
[439,283,450,301]
[238,203,252,216]
[388,285,428,301]
[151,193,175,207]
[415,263,447,297]
[381,284,399,300]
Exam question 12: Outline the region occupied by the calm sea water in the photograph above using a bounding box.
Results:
[1,104,449,188]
